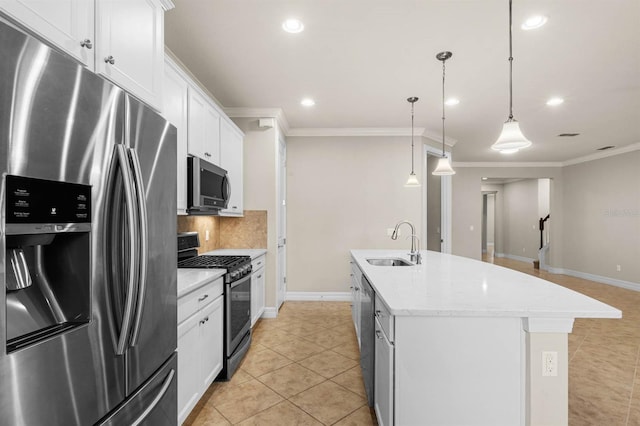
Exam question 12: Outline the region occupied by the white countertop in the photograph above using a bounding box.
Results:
[351,249,621,319]
[204,248,267,259]
[177,268,225,298]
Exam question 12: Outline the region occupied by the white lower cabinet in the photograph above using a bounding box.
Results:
[177,277,224,424]
[350,259,362,348]
[251,255,266,327]
[374,317,394,426]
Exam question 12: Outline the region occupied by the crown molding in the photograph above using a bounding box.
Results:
[562,142,640,167]
[224,107,290,135]
[158,0,175,11]
[453,162,563,168]
[286,127,457,147]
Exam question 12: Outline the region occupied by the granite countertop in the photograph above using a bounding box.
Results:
[351,249,621,319]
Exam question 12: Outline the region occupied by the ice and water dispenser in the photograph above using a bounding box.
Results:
[4,175,91,352]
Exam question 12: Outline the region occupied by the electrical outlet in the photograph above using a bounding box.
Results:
[542,351,558,377]
[523,247,526,252]
[616,264,622,272]
[469,225,474,231]
[205,230,210,241]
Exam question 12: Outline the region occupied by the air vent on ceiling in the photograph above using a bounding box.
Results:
[558,133,580,137]
[597,145,615,151]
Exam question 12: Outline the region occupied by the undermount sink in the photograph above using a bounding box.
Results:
[366,258,413,267]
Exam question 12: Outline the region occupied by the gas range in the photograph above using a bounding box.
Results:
[177,232,251,283]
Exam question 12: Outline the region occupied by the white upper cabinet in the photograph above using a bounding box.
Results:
[0,0,94,68]
[219,119,243,216]
[0,0,171,111]
[163,57,189,214]
[95,0,165,110]
[187,87,221,165]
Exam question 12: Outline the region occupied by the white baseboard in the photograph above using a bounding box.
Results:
[285,291,351,302]
[499,253,536,263]
[546,267,640,292]
[261,307,277,318]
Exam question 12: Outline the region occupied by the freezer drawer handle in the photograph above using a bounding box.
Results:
[131,368,176,426]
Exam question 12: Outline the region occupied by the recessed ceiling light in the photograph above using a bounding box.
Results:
[546,97,564,106]
[282,18,304,33]
[300,98,315,107]
[521,15,548,30]
[482,177,488,181]
[445,98,460,106]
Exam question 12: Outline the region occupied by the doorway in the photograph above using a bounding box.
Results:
[422,145,452,254]
[482,192,496,262]
[426,154,442,252]
[276,135,287,310]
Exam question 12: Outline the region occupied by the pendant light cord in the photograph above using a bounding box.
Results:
[441,58,446,157]
[508,0,514,121]
[411,101,415,174]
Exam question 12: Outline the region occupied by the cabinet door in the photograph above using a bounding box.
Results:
[219,119,243,216]
[95,0,164,110]
[200,295,224,390]
[374,319,394,426]
[251,267,265,327]
[187,88,220,163]
[177,313,201,425]
[163,59,189,214]
[0,0,94,67]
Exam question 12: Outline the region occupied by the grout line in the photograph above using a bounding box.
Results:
[624,343,640,426]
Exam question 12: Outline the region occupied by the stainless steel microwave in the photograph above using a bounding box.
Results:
[187,157,230,215]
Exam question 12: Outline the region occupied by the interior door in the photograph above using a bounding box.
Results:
[276,136,287,309]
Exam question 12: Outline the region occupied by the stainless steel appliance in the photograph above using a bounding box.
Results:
[361,276,375,407]
[0,18,177,426]
[177,232,252,380]
[187,157,230,215]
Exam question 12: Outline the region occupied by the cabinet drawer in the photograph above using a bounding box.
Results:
[178,277,223,324]
[251,255,265,272]
[350,259,362,283]
[375,295,394,342]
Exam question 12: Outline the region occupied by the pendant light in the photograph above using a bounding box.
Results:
[432,51,455,176]
[491,0,532,153]
[405,96,421,187]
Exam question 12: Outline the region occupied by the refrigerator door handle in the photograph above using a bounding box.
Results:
[115,145,140,355]
[128,148,148,347]
[130,368,175,426]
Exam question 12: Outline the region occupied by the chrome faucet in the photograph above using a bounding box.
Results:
[391,220,422,264]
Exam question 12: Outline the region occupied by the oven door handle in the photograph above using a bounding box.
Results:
[229,273,251,289]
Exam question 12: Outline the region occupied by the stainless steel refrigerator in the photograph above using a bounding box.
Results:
[0,17,177,425]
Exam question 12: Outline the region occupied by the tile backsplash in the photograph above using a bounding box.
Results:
[177,210,267,253]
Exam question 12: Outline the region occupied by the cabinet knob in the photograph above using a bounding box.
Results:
[375,310,382,318]
[257,274,262,279]
[376,330,384,339]
[80,39,93,49]
[232,206,237,209]
[104,55,115,65]
[204,152,211,157]
[198,294,209,302]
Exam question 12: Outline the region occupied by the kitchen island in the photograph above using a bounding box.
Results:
[350,249,621,426]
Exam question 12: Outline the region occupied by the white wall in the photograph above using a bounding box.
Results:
[286,136,423,293]
[562,151,640,284]
[231,117,279,307]
[486,193,495,245]
[502,179,540,260]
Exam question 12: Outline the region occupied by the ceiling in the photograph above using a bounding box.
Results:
[164,0,640,162]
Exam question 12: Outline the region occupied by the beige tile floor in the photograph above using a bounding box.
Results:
[186,254,640,425]
[184,301,376,425]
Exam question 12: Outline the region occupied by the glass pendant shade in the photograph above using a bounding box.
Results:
[405,172,420,187]
[491,120,532,152]
[432,157,456,176]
